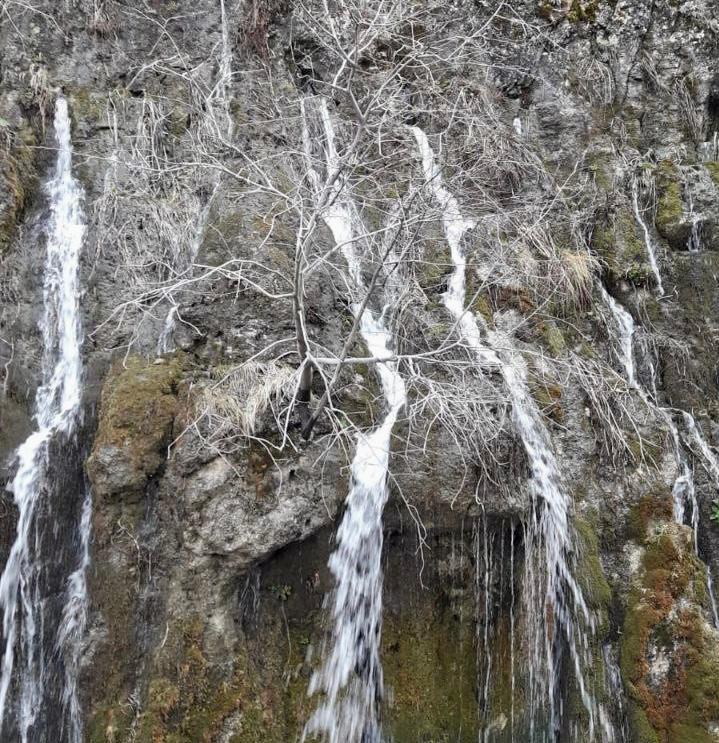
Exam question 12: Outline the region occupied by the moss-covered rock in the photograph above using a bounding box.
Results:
[540,321,567,357]
[655,160,689,250]
[567,0,601,23]
[87,356,184,500]
[586,150,615,191]
[530,377,564,423]
[575,517,612,615]
[705,162,719,189]
[593,206,654,286]
[620,519,719,743]
[0,123,37,253]
[382,608,480,741]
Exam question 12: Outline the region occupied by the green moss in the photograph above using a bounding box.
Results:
[417,246,450,294]
[627,492,674,542]
[567,0,601,22]
[587,153,613,191]
[426,321,452,345]
[87,356,184,499]
[84,518,139,743]
[68,87,108,124]
[541,322,566,356]
[471,293,494,326]
[574,518,612,613]
[627,703,661,743]
[620,522,719,743]
[593,206,651,285]
[0,124,37,253]
[122,619,266,743]
[86,706,134,743]
[655,160,685,245]
[620,590,659,689]
[705,162,719,188]
[530,379,564,423]
[642,532,679,571]
[382,610,480,741]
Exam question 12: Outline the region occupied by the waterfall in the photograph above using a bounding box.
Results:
[602,645,627,743]
[682,411,719,488]
[157,0,234,354]
[599,286,718,624]
[630,179,664,295]
[411,126,600,740]
[0,96,86,740]
[599,284,692,520]
[302,99,406,743]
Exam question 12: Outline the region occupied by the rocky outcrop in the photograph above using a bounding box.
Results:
[2,0,719,741]
[87,357,183,500]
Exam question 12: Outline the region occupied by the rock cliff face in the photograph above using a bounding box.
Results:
[2,0,719,741]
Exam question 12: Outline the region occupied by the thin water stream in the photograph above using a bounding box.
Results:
[630,179,664,295]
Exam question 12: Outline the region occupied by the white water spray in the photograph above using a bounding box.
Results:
[0,96,86,740]
[599,285,638,389]
[412,126,600,739]
[302,99,406,743]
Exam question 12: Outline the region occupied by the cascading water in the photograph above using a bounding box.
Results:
[497,354,600,740]
[0,96,87,741]
[411,126,601,740]
[682,411,719,488]
[599,284,718,625]
[602,645,627,743]
[686,193,703,253]
[598,285,638,390]
[630,179,664,295]
[598,284,694,522]
[682,411,719,625]
[302,99,406,743]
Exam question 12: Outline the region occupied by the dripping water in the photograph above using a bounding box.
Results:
[475,512,495,741]
[0,96,87,742]
[302,98,406,743]
[601,645,627,743]
[509,524,516,743]
[598,284,694,523]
